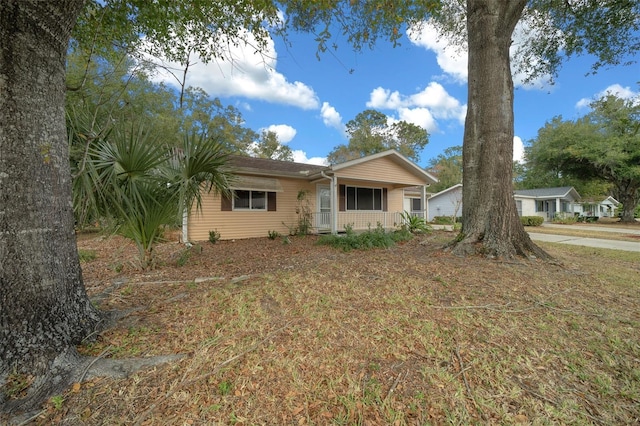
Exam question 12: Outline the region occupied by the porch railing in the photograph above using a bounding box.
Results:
[313,211,423,233]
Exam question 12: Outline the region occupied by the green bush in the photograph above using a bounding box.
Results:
[317,223,413,252]
[399,211,432,234]
[208,229,221,244]
[552,212,577,224]
[267,230,280,240]
[432,216,462,225]
[176,248,191,266]
[432,216,454,225]
[520,216,544,226]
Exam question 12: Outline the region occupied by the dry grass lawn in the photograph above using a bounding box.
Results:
[9,229,640,425]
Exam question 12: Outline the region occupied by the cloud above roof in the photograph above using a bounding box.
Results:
[146,30,319,110]
[262,124,297,143]
[366,82,466,134]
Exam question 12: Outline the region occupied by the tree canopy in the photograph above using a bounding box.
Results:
[427,146,462,193]
[327,109,429,164]
[527,93,640,222]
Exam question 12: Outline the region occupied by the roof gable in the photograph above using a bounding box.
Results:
[329,150,438,184]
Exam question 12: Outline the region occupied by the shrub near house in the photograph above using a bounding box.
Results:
[521,216,544,226]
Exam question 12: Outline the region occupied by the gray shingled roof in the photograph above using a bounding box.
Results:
[513,186,576,198]
[228,155,328,178]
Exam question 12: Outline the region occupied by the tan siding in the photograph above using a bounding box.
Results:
[189,177,316,241]
[336,157,426,185]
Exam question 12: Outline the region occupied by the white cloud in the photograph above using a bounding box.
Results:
[292,150,328,166]
[366,82,466,133]
[146,31,319,110]
[407,20,551,89]
[407,23,468,83]
[367,87,405,110]
[513,136,525,163]
[262,124,297,144]
[396,107,438,133]
[320,102,346,133]
[576,84,640,109]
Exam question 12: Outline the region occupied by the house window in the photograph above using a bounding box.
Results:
[233,190,266,210]
[346,186,382,211]
[535,201,545,212]
[411,198,421,212]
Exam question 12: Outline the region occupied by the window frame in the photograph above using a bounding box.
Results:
[232,190,267,211]
[346,185,383,211]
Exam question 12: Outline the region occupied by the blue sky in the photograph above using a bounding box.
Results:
[150,21,639,168]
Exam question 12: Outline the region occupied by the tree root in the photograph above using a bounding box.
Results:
[1,347,185,422]
[446,232,555,262]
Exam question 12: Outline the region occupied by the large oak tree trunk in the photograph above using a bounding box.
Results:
[0,0,103,409]
[615,182,639,223]
[451,0,549,259]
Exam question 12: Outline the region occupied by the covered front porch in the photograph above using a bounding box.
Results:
[304,150,437,235]
[312,210,408,233]
[309,180,428,235]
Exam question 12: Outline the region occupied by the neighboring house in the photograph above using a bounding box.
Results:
[426,184,463,222]
[188,150,438,241]
[513,186,580,221]
[574,195,620,218]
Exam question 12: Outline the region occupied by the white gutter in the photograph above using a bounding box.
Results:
[320,171,338,235]
[420,185,427,222]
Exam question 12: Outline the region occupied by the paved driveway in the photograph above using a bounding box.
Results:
[528,232,640,252]
[529,223,640,252]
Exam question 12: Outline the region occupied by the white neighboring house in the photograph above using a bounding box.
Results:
[574,196,620,218]
[513,186,580,221]
[426,184,463,222]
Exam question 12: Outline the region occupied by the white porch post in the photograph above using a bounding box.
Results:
[330,175,338,235]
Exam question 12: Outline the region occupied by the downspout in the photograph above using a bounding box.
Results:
[421,185,427,222]
[320,171,338,235]
[182,208,189,244]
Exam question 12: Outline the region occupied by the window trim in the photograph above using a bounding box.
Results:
[232,190,267,211]
[346,185,383,211]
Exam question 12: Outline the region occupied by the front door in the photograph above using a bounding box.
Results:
[317,185,331,230]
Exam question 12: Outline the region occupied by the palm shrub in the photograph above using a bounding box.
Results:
[163,132,234,242]
[75,126,233,269]
[399,211,432,234]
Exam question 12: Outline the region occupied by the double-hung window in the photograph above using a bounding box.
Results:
[233,190,266,210]
[346,186,383,211]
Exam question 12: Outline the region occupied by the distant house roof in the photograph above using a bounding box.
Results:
[513,186,580,200]
[579,195,620,206]
[429,183,462,199]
